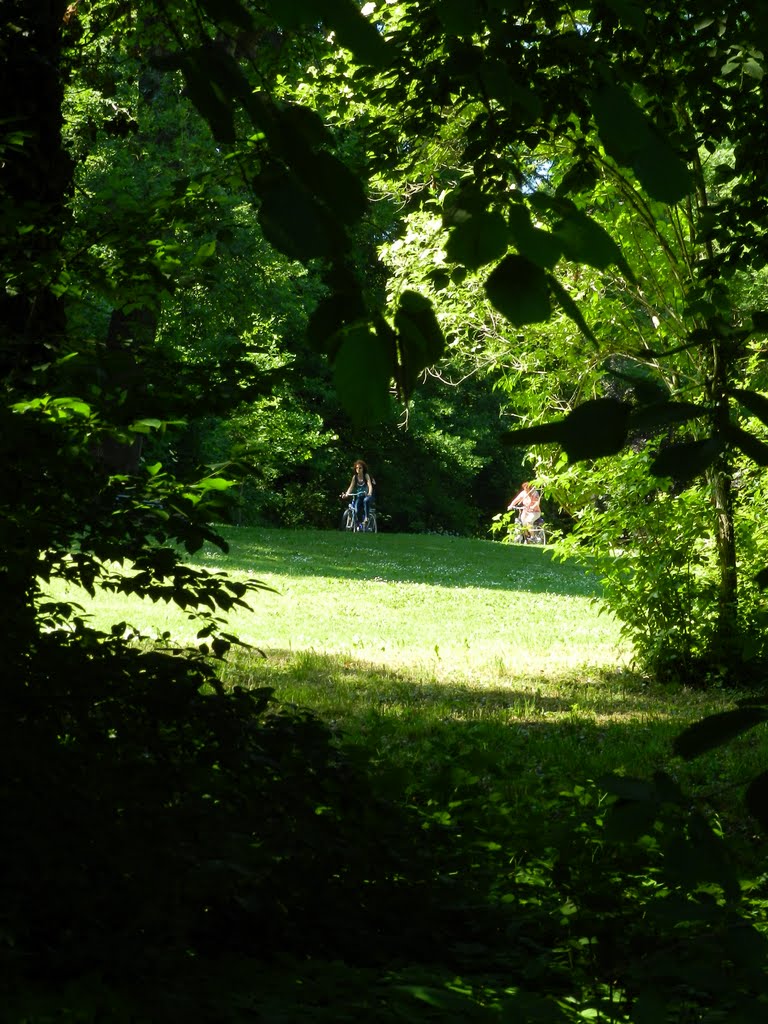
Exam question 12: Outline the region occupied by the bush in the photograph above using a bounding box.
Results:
[0,634,439,1011]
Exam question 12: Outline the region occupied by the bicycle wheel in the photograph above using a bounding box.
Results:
[530,525,546,545]
[341,508,355,531]
[366,511,378,533]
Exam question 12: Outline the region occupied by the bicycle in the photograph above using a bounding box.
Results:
[340,494,378,533]
[511,512,546,545]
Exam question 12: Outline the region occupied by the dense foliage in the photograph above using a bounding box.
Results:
[5,0,768,1018]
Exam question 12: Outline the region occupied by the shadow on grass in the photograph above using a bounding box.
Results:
[224,649,764,824]
[195,525,604,598]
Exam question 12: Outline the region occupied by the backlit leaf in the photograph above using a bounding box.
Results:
[503,399,631,462]
[731,387,768,428]
[293,149,368,224]
[508,205,562,269]
[445,211,509,270]
[333,325,394,423]
[650,437,722,480]
[554,210,632,277]
[306,291,367,354]
[547,274,597,345]
[258,180,339,261]
[590,84,691,203]
[485,255,551,326]
[722,423,768,466]
[394,291,445,365]
[628,401,705,434]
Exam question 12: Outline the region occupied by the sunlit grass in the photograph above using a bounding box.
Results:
[47,526,768,832]
[53,527,624,668]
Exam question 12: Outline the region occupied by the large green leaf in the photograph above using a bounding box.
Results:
[333,324,394,423]
[484,255,551,326]
[628,400,706,434]
[293,149,368,225]
[258,179,340,261]
[650,437,722,479]
[508,205,562,270]
[674,707,768,759]
[547,274,597,345]
[730,387,768,428]
[554,209,633,277]
[445,211,509,270]
[265,0,389,67]
[503,399,631,462]
[722,423,768,466]
[307,291,367,354]
[394,291,445,365]
[590,84,691,204]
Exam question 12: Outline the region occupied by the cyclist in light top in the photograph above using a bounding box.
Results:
[507,481,541,525]
[341,459,375,527]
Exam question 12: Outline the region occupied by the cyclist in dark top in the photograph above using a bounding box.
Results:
[340,459,375,526]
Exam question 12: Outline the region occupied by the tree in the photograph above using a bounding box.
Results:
[322,0,768,682]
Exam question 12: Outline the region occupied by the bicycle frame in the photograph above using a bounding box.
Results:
[342,494,377,532]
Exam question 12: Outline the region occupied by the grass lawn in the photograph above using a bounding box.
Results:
[39,526,768,1020]
[52,526,768,830]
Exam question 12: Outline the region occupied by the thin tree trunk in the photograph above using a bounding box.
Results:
[0,3,70,660]
[707,335,739,673]
[708,459,739,665]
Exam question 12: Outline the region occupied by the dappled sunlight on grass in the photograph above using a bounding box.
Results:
[223,647,768,830]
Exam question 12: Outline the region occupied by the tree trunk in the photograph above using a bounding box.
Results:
[707,335,740,674]
[708,459,739,667]
[0,3,71,660]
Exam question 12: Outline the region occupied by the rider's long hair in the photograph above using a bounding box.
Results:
[353,459,368,474]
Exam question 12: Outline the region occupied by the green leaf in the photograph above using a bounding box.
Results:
[198,0,255,30]
[547,274,597,345]
[722,423,768,466]
[195,477,236,491]
[306,291,367,354]
[503,399,631,462]
[394,291,445,365]
[129,418,164,434]
[292,149,368,225]
[191,240,216,266]
[258,179,339,261]
[746,770,768,831]
[590,84,691,203]
[650,438,722,480]
[485,255,551,326]
[508,205,562,269]
[445,211,509,270]
[674,707,768,759]
[554,210,632,276]
[333,325,394,423]
[730,387,768,428]
[628,400,706,434]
